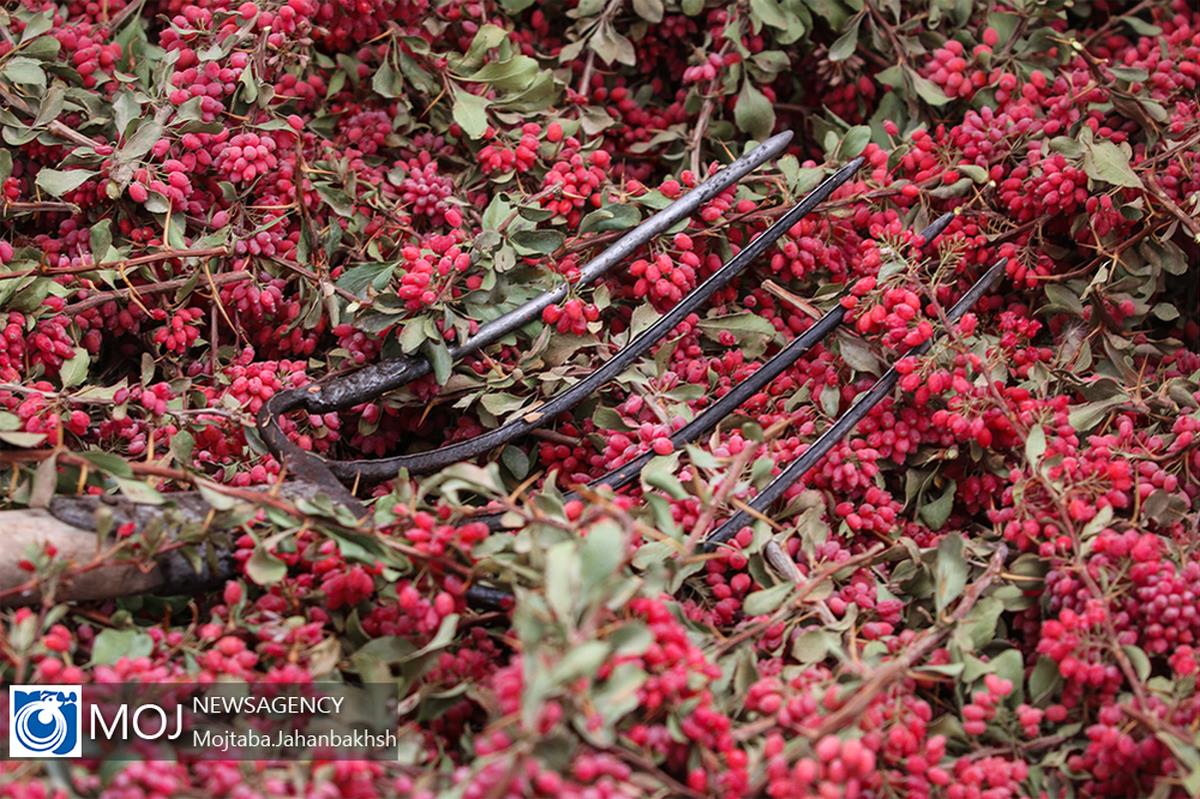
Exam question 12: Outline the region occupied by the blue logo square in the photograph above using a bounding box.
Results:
[8,685,81,758]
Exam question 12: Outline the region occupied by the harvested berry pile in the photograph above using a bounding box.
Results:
[2,0,1200,796]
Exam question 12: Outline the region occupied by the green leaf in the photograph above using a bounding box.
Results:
[1068,396,1125,432]
[1151,302,1179,321]
[59,347,90,389]
[2,57,46,88]
[398,320,429,353]
[1028,655,1062,702]
[34,168,96,197]
[452,87,490,139]
[792,167,829,194]
[91,628,153,665]
[632,0,664,21]
[0,431,46,447]
[247,545,287,585]
[165,431,194,467]
[580,520,624,595]
[734,80,775,140]
[828,14,862,61]
[511,229,565,255]
[579,204,641,233]
[115,477,164,505]
[697,312,777,340]
[1043,283,1084,316]
[920,480,956,531]
[20,12,54,43]
[423,339,452,385]
[837,333,882,373]
[19,34,60,62]
[906,68,951,106]
[1082,137,1143,189]
[743,581,794,616]
[118,119,165,164]
[196,479,237,512]
[79,450,134,478]
[1122,644,1151,681]
[614,623,652,652]
[1120,15,1161,36]
[934,532,967,615]
[641,452,687,500]
[34,83,65,128]
[988,648,1025,693]
[589,22,636,66]
[839,125,871,158]
[545,541,580,623]
[239,65,258,102]
[550,640,610,683]
[89,219,113,261]
[372,59,402,98]
[351,613,458,672]
[462,25,508,69]
[408,612,459,660]
[315,184,354,217]
[479,391,530,417]
[466,55,540,92]
[1025,424,1046,465]
[957,596,1004,650]
[819,383,840,417]
[791,629,835,663]
[112,91,141,137]
[29,453,56,509]
[336,262,395,296]
[749,0,790,29]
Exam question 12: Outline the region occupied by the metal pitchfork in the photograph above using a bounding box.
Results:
[4,135,1004,609]
[257,130,861,504]
[470,210,968,531]
[253,130,1004,606]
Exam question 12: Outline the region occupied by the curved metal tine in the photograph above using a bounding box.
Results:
[288,157,869,483]
[703,258,1006,548]
[471,212,956,530]
[269,132,795,419]
[580,213,958,493]
[257,134,796,488]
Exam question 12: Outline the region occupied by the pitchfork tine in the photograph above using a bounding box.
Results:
[573,215,956,491]
[474,212,957,530]
[319,157,864,481]
[703,258,1005,548]
[260,147,866,486]
[262,134,794,416]
[259,134,798,484]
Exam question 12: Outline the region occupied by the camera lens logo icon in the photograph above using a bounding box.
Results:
[8,686,82,758]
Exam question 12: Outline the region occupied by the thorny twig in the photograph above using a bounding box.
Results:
[735,543,1009,795]
[62,270,251,315]
[0,246,230,281]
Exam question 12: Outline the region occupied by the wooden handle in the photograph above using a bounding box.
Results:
[0,509,167,604]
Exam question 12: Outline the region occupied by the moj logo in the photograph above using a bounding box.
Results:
[8,685,82,758]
